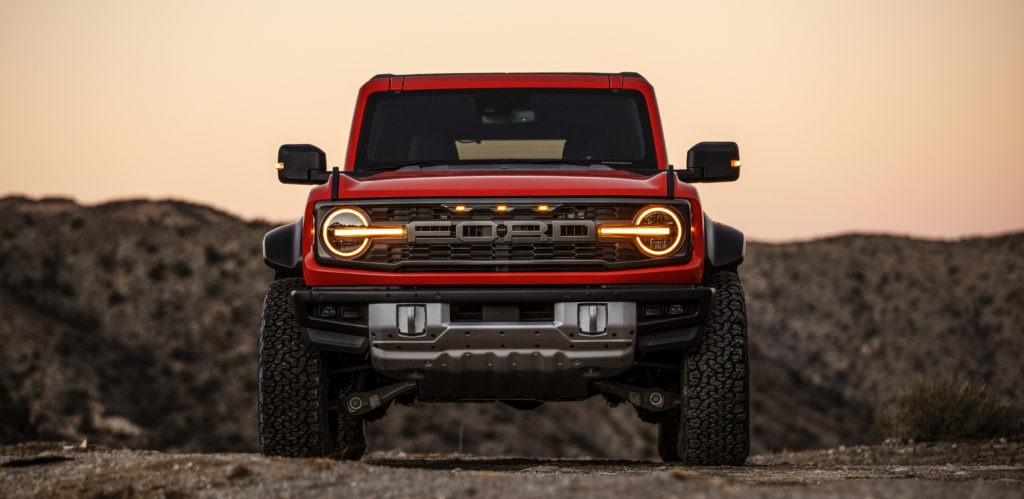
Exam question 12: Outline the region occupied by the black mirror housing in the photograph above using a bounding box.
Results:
[682,142,740,183]
[277,144,327,184]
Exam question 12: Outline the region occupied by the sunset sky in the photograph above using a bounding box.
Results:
[2,0,1022,241]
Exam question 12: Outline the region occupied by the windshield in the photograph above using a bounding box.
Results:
[354,89,656,171]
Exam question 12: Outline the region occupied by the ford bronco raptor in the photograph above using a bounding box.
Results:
[260,73,747,465]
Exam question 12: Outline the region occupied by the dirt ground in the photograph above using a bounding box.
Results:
[2,439,1021,498]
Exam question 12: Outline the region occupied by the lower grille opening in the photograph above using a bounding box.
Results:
[451,304,483,322]
[519,303,555,322]
[449,303,556,323]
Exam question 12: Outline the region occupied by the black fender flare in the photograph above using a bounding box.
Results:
[703,213,745,270]
[263,218,304,277]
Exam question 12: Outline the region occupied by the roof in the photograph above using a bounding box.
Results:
[372,72,644,79]
[364,72,649,91]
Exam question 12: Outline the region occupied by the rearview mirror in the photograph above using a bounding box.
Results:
[277,144,327,184]
[680,142,741,183]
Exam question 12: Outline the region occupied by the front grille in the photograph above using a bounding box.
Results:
[560,224,589,237]
[317,199,691,271]
[360,203,647,266]
[463,225,490,238]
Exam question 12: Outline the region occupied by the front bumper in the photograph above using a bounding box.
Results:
[292,285,713,399]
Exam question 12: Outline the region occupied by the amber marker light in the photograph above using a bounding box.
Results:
[454,204,467,212]
[495,204,509,212]
[731,159,742,168]
[537,204,550,212]
[275,162,285,170]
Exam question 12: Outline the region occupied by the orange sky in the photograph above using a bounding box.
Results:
[2,0,1022,241]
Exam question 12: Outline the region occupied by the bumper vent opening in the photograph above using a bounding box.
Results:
[449,303,555,323]
[519,303,555,322]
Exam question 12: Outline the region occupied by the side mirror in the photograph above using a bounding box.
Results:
[680,142,741,183]
[277,144,327,184]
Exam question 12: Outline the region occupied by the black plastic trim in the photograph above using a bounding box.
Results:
[633,285,713,351]
[636,326,703,353]
[704,213,745,270]
[293,285,713,353]
[278,144,327,184]
[330,167,340,200]
[262,219,304,276]
[300,326,368,354]
[636,290,712,333]
[684,142,741,183]
[666,165,675,199]
[295,285,709,305]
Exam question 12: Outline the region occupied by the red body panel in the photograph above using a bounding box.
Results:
[314,73,701,287]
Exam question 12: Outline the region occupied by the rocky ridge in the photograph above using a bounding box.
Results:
[0,196,1020,457]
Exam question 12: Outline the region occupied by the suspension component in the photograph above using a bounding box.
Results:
[342,381,417,415]
[592,380,681,412]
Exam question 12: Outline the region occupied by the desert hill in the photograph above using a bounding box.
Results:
[0,196,1020,457]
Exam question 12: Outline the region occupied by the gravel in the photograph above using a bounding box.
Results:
[2,440,1021,498]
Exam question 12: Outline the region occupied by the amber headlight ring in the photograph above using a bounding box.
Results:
[632,205,684,257]
[320,207,406,260]
[597,205,686,258]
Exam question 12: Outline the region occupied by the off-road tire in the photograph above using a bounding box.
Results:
[658,270,749,465]
[258,278,366,459]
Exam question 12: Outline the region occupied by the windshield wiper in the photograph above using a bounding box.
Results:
[522,159,606,167]
[356,159,617,173]
[359,161,450,171]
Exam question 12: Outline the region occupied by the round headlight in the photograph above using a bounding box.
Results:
[632,206,683,257]
[321,207,371,259]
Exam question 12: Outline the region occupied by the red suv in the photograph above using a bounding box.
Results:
[260,73,748,465]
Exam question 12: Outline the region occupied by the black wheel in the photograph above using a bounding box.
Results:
[658,270,749,465]
[258,277,366,460]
